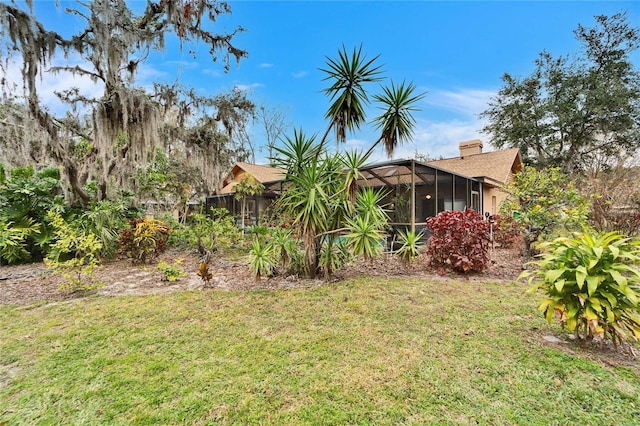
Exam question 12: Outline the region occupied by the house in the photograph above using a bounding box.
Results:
[205,162,286,225]
[206,141,522,230]
[427,139,522,216]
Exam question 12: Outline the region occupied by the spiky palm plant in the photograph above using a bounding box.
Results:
[395,228,424,266]
[320,44,383,148]
[278,135,334,278]
[248,237,275,281]
[370,80,426,158]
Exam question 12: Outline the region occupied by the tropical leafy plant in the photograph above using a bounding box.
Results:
[426,209,491,273]
[118,218,171,264]
[0,220,39,264]
[319,237,351,279]
[491,214,522,249]
[500,166,590,262]
[157,259,187,282]
[74,199,136,259]
[345,215,385,262]
[0,165,65,261]
[320,44,383,147]
[197,262,213,285]
[168,210,241,253]
[269,227,301,274]
[370,80,426,157]
[45,211,103,292]
[395,228,424,266]
[248,236,276,281]
[523,231,640,345]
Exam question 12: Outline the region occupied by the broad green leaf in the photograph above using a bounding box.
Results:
[537,298,553,312]
[566,317,577,331]
[607,269,627,287]
[609,244,619,259]
[593,246,603,259]
[600,291,617,309]
[586,275,600,297]
[545,305,554,324]
[587,297,601,309]
[545,268,566,283]
[584,306,598,321]
[604,305,615,323]
[554,279,566,292]
[575,266,587,289]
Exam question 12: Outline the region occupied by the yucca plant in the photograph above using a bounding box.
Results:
[270,227,301,273]
[522,231,640,346]
[395,228,424,266]
[345,214,385,262]
[319,237,351,279]
[248,237,276,281]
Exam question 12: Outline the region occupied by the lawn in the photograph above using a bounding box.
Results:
[1,276,638,425]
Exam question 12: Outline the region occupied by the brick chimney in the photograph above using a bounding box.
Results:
[459,139,483,157]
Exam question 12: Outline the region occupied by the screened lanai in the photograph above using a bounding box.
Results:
[357,159,483,235]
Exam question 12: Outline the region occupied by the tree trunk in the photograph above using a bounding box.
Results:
[303,228,318,279]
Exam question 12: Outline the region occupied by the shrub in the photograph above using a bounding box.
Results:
[0,220,39,264]
[319,237,351,278]
[157,259,186,282]
[167,210,241,253]
[74,199,138,259]
[248,236,276,281]
[492,214,522,248]
[523,231,640,345]
[0,165,65,261]
[118,218,170,264]
[45,211,103,292]
[197,262,213,285]
[395,228,424,266]
[426,209,491,273]
[269,227,302,274]
[344,214,385,262]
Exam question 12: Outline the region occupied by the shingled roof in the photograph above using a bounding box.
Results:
[219,162,286,194]
[427,148,522,187]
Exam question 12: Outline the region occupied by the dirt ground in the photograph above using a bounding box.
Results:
[0,247,523,306]
[1,246,637,369]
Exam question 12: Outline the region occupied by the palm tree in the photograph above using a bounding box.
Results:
[319,44,384,149]
[369,80,426,158]
[277,132,334,278]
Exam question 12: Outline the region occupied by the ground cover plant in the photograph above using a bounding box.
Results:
[524,231,640,345]
[1,277,639,425]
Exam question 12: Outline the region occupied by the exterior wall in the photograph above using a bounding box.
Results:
[483,185,510,216]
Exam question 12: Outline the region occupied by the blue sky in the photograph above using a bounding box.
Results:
[10,1,640,163]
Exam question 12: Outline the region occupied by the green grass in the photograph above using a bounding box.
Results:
[1,277,639,425]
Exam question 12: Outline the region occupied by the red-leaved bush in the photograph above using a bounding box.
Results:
[426,209,491,273]
[492,214,522,248]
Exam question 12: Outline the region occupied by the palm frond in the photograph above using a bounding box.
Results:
[372,80,426,157]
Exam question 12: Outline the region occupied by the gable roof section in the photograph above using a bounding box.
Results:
[219,162,286,194]
[427,148,522,186]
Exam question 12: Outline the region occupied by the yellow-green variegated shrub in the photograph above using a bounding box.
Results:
[523,231,640,345]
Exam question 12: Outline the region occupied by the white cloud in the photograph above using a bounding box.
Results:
[233,83,264,92]
[292,71,308,78]
[202,68,223,78]
[1,53,104,115]
[259,63,274,68]
[425,88,496,118]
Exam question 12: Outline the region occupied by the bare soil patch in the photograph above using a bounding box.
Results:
[2,246,638,368]
[0,247,523,306]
